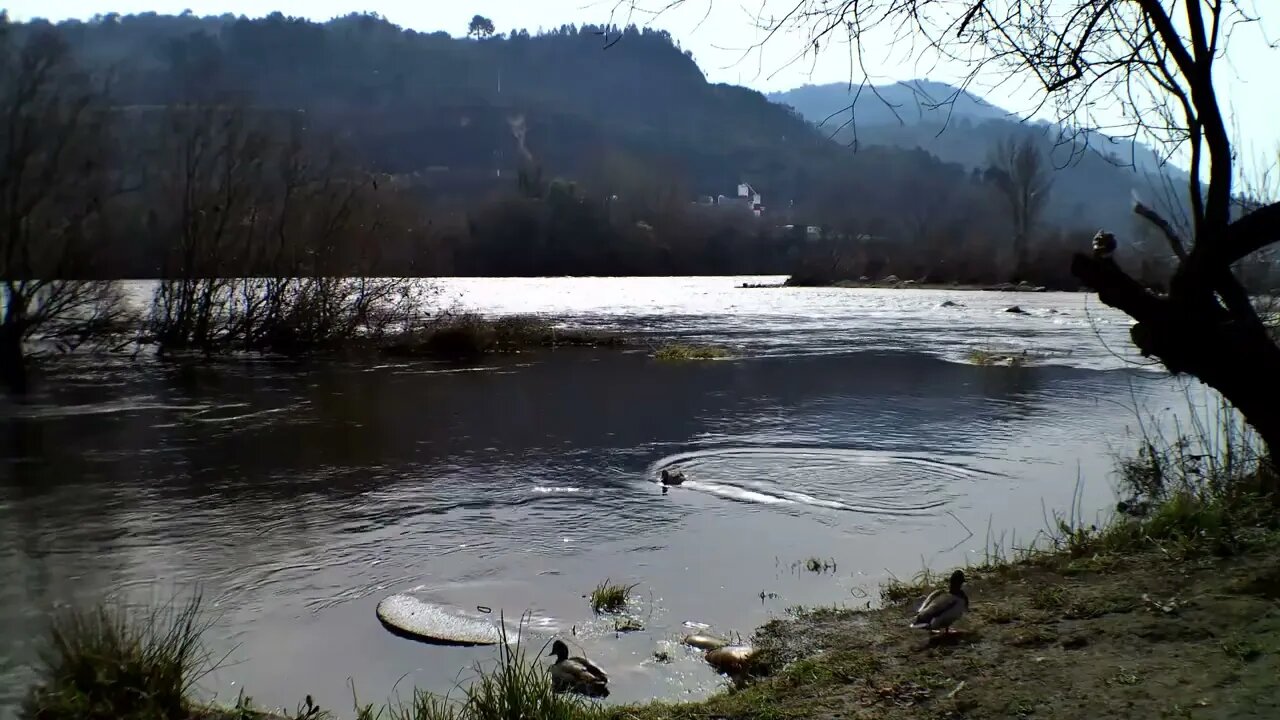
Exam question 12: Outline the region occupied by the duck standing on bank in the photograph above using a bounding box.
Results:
[910,570,969,634]
[547,639,609,697]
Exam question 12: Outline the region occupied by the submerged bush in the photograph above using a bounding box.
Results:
[22,595,213,720]
[385,313,626,360]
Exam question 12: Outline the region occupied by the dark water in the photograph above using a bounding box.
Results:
[0,278,1208,716]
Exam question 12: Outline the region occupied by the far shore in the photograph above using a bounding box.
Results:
[742,278,1064,292]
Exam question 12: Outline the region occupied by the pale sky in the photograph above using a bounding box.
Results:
[5,0,1279,175]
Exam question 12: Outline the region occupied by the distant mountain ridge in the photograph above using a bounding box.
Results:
[768,80,1015,128]
[768,79,1196,237]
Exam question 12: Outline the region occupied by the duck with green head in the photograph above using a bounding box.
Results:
[547,639,609,697]
[909,570,969,633]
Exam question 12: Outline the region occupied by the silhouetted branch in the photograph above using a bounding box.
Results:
[1134,201,1187,260]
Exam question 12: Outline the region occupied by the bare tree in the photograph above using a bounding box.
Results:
[143,102,428,356]
[986,135,1053,280]
[145,103,270,354]
[0,23,129,392]
[636,0,1280,458]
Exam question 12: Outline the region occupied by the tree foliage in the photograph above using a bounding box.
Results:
[468,15,496,39]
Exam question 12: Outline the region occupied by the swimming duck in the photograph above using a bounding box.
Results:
[661,469,686,486]
[909,570,969,633]
[547,639,609,697]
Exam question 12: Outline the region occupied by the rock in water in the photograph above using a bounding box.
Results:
[376,594,507,646]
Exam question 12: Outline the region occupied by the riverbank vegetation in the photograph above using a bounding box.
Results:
[12,11,1270,393]
[18,403,1276,720]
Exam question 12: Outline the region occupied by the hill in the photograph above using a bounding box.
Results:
[766,79,1014,128]
[4,11,1173,283]
[20,12,852,206]
[768,80,1195,235]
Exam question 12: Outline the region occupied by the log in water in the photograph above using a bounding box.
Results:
[376,594,508,646]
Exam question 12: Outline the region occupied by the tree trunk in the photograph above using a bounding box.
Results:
[0,323,28,395]
[1072,253,1280,461]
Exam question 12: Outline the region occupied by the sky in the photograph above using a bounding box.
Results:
[4,0,1279,174]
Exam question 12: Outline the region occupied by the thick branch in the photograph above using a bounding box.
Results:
[1070,253,1166,326]
[1134,201,1187,260]
[1223,201,1280,265]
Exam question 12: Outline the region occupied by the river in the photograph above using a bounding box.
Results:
[0,276,1217,716]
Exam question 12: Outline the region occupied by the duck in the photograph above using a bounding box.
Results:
[703,644,757,675]
[660,469,687,486]
[547,639,609,697]
[682,632,728,650]
[909,569,969,633]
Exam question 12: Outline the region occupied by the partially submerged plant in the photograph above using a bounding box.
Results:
[653,343,732,361]
[588,579,638,614]
[800,557,837,574]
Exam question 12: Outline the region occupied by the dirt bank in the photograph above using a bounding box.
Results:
[622,545,1280,719]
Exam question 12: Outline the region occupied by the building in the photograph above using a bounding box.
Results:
[697,182,764,216]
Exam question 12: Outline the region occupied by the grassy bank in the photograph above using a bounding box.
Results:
[17,423,1277,720]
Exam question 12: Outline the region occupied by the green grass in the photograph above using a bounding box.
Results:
[22,594,215,720]
[652,343,732,361]
[588,579,638,614]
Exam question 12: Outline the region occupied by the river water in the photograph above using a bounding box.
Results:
[0,276,1217,716]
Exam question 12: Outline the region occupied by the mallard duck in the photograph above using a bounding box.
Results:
[909,570,969,633]
[704,645,757,675]
[661,469,686,486]
[547,639,609,697]
[682,632,728,650]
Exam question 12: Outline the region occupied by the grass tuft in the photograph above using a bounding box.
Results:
[588,579,638,614]
[382,620,604,720]
[879,569,941,606]
[22,594,215,720]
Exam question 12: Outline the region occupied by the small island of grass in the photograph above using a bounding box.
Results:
[652,343,733,361]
